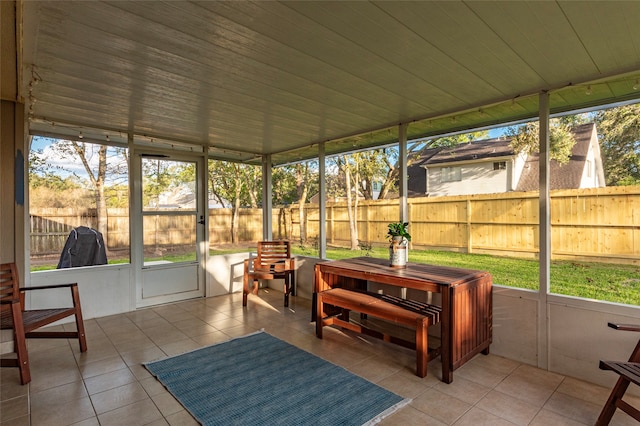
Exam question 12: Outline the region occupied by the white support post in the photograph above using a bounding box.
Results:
[318,143,327,259]
[262,154,273,241]
[399,123,408,223]
[538,91,551,370]
[399,123,408,298]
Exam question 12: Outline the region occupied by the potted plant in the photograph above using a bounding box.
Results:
[387,222,410,267]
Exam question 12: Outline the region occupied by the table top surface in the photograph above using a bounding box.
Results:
[317,256,490,287]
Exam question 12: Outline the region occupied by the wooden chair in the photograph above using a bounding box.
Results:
[0,262,87,385]
[243,241,295,307]
[596,322,640,425]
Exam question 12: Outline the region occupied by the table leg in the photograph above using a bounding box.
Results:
[441,287,453,383]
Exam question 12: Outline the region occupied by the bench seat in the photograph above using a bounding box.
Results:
[316,287,441,378]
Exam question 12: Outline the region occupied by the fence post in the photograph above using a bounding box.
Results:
[466,199,473,254]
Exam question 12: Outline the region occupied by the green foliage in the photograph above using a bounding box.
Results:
[426,130,490,148]
[387,222,411,241]
[272,162,318,205]
[595,104,640,186]
[208,160,261,208]
[507,120,577,164]
[105,184,129,208]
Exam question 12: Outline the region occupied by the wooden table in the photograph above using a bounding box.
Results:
[314,257,492,383]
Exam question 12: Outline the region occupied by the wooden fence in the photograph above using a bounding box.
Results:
[30,186,640,264]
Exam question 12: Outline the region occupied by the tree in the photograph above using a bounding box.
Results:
[506,117,588,164]
[335,155,360,250]
[29,138,128,248]
[325,130,491,249]
[292,162,318,244]
[595,104,640,186]
[208,160,261,242]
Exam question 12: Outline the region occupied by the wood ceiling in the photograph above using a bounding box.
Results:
[21,1,640,165]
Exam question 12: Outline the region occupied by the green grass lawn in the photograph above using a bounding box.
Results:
[288,246,640,306]
[31,245,639,305]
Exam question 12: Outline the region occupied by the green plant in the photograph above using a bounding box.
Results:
[387,222,411,242]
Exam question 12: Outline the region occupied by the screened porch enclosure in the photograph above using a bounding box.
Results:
[2,0,640,407]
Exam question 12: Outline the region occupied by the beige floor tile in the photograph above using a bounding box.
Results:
[165,409,199,426]
[454,355,515,388]
[377,369,434,399]
[543,389,602,425]
[30,395,95,426]
[139,376,168,397]
[433,375,492,405]
[411,387,472,424]
[555,375,613,406]
[30,381,88,410]
[529,408,589,426]
[83,367,138,395]
[475,389,541,425]
[118,345,167,367]
[1,292,618,426]
[379,405,447,425]
[453,406,518,425]
[0,413,30,426]
[109,333,154,352]
[158,338,201,357]
[69,417,100,426]
[150,391,184,417]
[190,330,231,346]
[90,382,149,414]
[97,398,163,426]
[0,394,28,424]
[78,355,127,379]
[494,364,563,407]
[0,370,28,400]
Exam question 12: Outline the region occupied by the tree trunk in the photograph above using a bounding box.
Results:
[343,161,359,250]
[95,146,108,247]
[296,164,309,244]
[231,179,241,243]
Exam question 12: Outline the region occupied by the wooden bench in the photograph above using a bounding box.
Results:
[596,322,640,425]
[316,287,441,378]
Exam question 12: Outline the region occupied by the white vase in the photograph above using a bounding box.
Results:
[389,236,408,268]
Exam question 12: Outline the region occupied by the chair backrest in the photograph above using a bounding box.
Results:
[0,263,19,305]
[255,241,292,271]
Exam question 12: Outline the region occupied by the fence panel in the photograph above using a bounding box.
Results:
[29,186,640,264]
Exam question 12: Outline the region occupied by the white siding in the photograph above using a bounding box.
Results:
[427,160,511,196]
[579,131,606,188]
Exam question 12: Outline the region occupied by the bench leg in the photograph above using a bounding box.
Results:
[416,318,428,378]
[316,293,324,339]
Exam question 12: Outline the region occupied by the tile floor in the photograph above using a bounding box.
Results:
[1,290,638,426]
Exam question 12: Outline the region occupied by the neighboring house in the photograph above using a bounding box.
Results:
[409,123,605,197]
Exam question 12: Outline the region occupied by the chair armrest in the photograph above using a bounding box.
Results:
[608,322,640,332]
[19,283,78,292]
[285,258,295,270]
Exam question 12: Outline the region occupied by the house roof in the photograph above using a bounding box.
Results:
[19,2,640,166]
[412,122,600,192]
[416,138,514,166]
[516,123,599,191]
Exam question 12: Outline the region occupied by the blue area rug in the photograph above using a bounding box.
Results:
[144,331,409,425]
